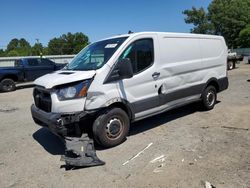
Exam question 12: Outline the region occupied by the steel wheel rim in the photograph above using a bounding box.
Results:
[206,90,215,106]
[105,117,123,139]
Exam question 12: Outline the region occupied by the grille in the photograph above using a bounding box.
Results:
[33,87,52,112]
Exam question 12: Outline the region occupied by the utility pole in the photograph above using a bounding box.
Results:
[35,38,42,58]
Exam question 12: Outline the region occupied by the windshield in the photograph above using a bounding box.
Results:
[65,37,128,71]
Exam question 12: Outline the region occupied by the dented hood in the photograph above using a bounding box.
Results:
[34,70,96,89]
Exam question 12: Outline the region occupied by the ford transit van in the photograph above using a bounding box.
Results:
[31,32,228,148]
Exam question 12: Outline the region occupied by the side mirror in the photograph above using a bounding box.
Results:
[117,58,133,79]
[104,58,133,83]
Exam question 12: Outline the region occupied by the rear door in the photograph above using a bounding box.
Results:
[117,34,161,118]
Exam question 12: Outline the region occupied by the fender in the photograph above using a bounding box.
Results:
[204,77,228,93]
[103,97,135,121]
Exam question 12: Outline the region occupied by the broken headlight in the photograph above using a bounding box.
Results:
[56,79,91,101]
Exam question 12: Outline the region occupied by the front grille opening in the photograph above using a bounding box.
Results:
[33,87,52,112]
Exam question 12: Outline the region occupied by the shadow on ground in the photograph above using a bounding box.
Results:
[33,128,65,155]
[33,101,221,153]
[129,101,206,136]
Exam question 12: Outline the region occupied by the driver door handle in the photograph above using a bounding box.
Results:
[152,72,160,79]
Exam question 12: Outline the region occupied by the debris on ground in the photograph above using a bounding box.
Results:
[122,143,153,166]
[0,106,18,113]
[221,126,249,131]
[150,155,166,163]
[153,163,166,173]
[61,134,105,168]
[204,181,216,188]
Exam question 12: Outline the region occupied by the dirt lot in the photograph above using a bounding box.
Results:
[0,63,250,188]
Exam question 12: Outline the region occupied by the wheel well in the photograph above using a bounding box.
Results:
[108,102,133,120]
[1,75,18,82]
[207,80,219,92]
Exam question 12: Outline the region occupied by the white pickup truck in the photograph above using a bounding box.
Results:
[227,50,243,70]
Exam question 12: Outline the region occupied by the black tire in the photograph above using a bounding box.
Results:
[0,78,16,92]
[93,108,130,148]
[233,61,236,69]
[201,85,217,111]
[227,61,234,70]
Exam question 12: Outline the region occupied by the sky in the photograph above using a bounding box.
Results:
[0,0,211,48]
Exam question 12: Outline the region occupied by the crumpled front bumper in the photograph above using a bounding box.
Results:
[31,104,87,136]
[31,104,105,168]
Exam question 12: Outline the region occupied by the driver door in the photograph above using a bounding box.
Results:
[117,35,161,119]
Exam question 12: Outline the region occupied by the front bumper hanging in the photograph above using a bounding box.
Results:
[61,134,105,167]
[31,104,105,168]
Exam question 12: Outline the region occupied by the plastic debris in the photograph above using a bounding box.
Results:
[205,181,216,188]
[61,134,105,167]
[150,155,166,163]
[122,143,153,166]
[153,163,166,173]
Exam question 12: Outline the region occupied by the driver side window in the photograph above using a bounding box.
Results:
[119,38,154,74]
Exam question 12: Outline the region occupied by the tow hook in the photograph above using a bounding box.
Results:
[61,134,105,167]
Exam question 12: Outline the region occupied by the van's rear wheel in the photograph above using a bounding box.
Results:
[201,85,217,110]
[0,78,16,92]
[93,108,130,148]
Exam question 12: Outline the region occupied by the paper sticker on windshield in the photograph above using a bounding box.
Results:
[105,44,118,48]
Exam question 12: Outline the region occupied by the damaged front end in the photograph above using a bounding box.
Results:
[31,104,105,168]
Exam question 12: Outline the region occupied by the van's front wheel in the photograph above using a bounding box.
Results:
[201,85,217,110]
[93,108,130,148]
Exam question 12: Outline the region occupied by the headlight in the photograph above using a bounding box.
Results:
[56,80,91,101]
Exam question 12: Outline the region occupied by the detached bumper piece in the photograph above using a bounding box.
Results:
[61,134,105,167]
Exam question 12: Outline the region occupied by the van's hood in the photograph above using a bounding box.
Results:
[34,70,96,89]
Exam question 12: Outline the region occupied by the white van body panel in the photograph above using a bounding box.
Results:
[157,36,203,94]
[116,33,162,114]
[34,70,96,89]
[85,65,121,111]
[200,38,227,81]
[33,32,228,120]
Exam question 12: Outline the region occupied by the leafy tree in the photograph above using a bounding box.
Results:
[19,38,31,48]
[0,49,6,57]
[6,38,19,52]
[239,25,250,48]
[43,47,49,55]
[208,0,250,48]
[183,7,214,34]
[6,38,31,56]
[31,43,43,56]
[48,32,89,55]
[183,0,250,48]
[7,50,19,57]
[48,37,64,55]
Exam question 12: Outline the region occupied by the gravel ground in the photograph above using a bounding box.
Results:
[0,63,249,188]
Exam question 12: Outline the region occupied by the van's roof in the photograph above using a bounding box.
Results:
[100,32,224,41]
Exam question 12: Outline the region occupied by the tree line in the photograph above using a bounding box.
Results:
[1,0,249,57]
[183,0,250,48]
[0,32,89,57]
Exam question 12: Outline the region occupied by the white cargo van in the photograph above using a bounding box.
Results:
[31,32,228,148]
